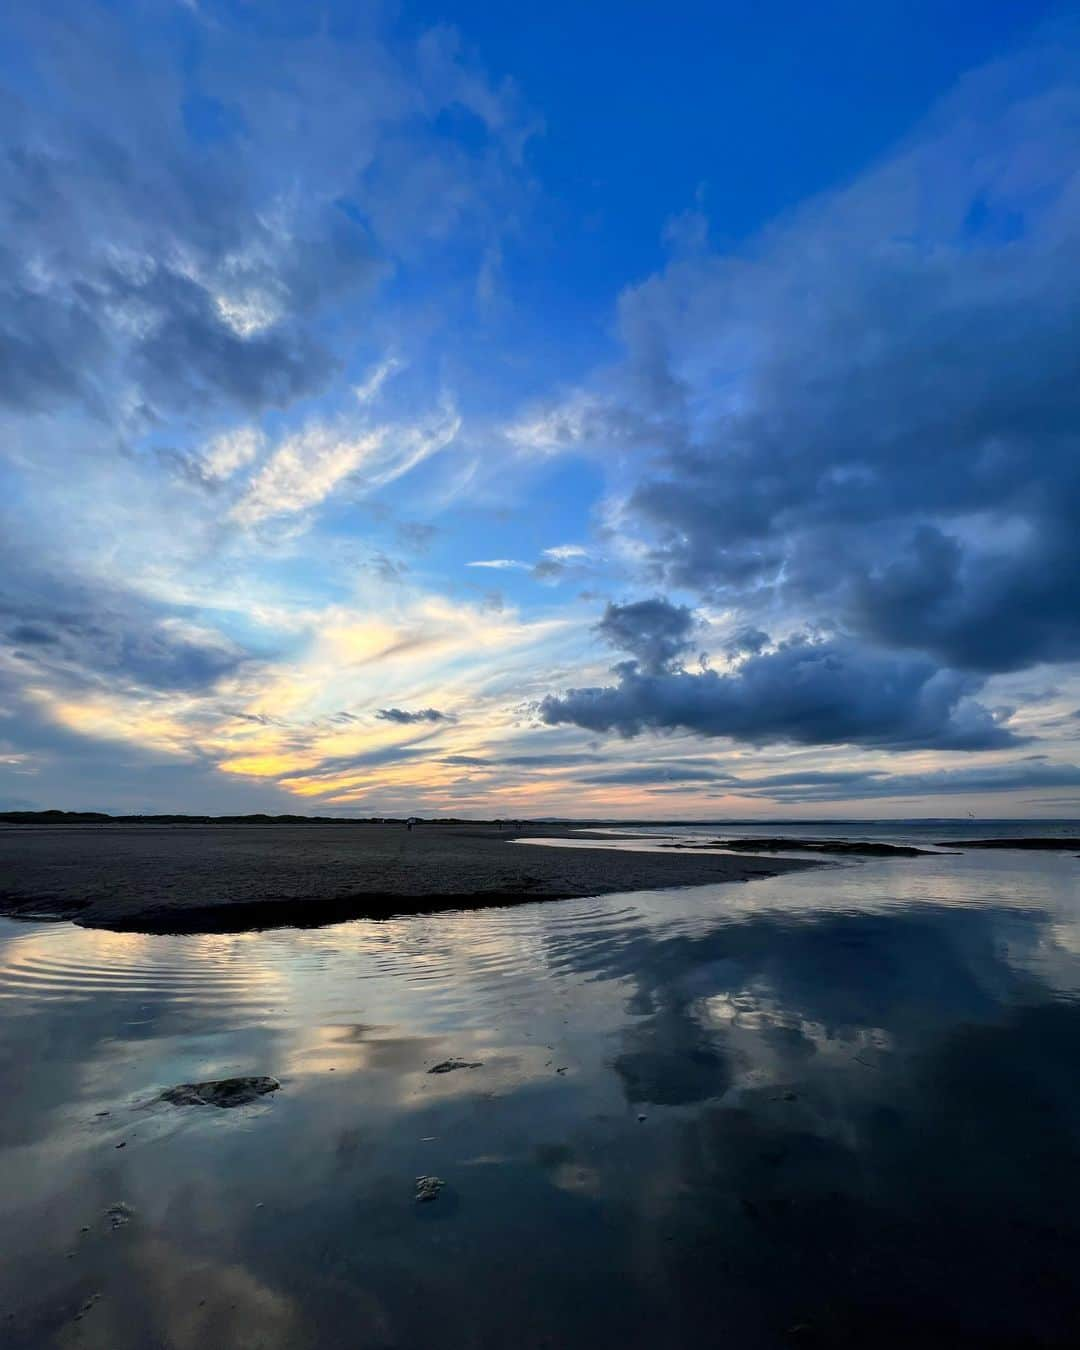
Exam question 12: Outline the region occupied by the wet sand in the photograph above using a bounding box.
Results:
[0,821,817,933]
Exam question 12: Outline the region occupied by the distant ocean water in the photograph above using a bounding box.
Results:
[593,818,1080,846]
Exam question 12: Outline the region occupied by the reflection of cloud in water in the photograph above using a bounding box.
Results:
[3,848,1080,1346]
[117,1238,298,1350]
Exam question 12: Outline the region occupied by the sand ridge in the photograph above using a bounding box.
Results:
[0,820,818,933]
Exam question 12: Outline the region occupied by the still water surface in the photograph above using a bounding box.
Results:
[1,830,1079,1347]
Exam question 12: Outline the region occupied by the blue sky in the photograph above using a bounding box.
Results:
[2,0,1079,818]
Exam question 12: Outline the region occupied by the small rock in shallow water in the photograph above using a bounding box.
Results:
[414,1175,445,1202]
[427,1059,482,1074]
[105,1203,133,1230]
[160,1076,280,1108]
[74,1293,102,1321]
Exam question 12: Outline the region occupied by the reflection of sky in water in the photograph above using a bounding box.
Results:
[1,849,1079,1347]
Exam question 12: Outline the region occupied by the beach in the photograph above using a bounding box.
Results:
[1,826,1078,1348]
[0,821,814,933]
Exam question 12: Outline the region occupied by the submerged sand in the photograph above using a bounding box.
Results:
[0,821,818,933]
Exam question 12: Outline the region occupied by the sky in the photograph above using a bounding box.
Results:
[2,0,1080,820]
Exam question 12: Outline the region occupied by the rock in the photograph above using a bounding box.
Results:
[427,1059,482,1074]
[160,1076,280,1108]
[710,837,935,857]
[414,1175,445,1202]
[105,1203,133,1230]
[75,1293,102,1321]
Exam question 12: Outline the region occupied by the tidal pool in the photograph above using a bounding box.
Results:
[1,842,1079,1347]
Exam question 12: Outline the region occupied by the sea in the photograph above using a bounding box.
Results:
[1,819,1078,1348]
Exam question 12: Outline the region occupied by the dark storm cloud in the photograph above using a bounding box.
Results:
[542,606,1017,751]
[9,623,60,646]
[0,85,358,422]
[593,598,697,674]
[573,38,1080,677]
[722,627,770,659]
[0,246,106,413]
[0,3,530,430]
[0,567,247,694]
[126,267,339,414]
[375,707,453,725]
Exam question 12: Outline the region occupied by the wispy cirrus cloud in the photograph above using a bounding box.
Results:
[230,413,457,527]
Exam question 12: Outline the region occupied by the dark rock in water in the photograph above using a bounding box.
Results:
[428,1058,483,1074]
[105,1203,133,1230]
[160,1076,280,1108]
[676,837,937,857]
[414,1175,445,1202]
[939,837,1080,850]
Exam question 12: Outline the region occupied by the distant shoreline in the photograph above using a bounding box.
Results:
[4,810,1079,827]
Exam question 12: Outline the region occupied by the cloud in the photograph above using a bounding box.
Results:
[467,546,592,583]
[231,403,460,526]
[1,566,248,695]
[729,760,1080,803]
[593,598,697,675]
[542,545,588,561]
[375,707,454,725]
[501,753,602,767]
[542,606,1018,751]
[532,544,593,584]
[723,626,770,659]
[126,266,341,414]
[0,3,533,431]
[579,765,733,785]
[201,426,265,481]
[528,33,1080,678]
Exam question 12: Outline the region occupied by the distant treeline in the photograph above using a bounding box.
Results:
[0,810,432,825]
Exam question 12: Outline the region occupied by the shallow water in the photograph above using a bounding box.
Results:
[1,835,1079,1347]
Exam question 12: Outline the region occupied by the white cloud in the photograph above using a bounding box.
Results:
[353,356,404,405]
[231,402,460,527]
[467,559,529,570]
[503,392,598,456]
[202,426,265,480]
